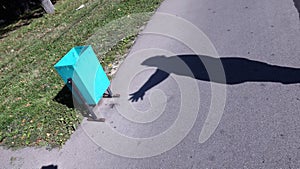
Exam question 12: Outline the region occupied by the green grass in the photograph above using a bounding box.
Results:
[0,0,162,148]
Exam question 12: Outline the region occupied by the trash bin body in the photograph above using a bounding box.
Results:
[54,46,110,105]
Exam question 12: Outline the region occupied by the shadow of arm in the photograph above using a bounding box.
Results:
[129,69,170,102]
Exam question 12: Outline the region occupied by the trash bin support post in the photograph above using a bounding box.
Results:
[67,78,105,122]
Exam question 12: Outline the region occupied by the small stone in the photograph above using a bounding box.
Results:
[46,145,52,151]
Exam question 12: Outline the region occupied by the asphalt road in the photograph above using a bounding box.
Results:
[1,0,300,168]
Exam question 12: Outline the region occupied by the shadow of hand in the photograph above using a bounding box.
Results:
[129,91,145,102]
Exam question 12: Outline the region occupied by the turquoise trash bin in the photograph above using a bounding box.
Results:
[54,45,110,105]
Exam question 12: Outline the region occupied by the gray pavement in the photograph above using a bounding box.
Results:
[1,0,300,168]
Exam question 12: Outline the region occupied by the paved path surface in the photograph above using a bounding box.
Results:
[1,0,300,168]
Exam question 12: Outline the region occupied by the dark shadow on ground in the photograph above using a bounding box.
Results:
[53,83,104,119]
[52,83,96,116]
[129,55,300,102]
[53,85,74,108]
[0,0,58,39]
[293,0,300,19]
[0,10,44,39]
[41,164,58,169]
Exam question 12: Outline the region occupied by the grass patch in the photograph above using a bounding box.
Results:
[0,0,162,148]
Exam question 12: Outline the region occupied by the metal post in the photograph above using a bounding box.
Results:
[67,78,105,122]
